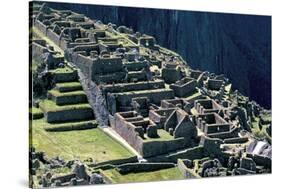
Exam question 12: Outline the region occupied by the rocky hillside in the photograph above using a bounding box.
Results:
[48,2,271,109]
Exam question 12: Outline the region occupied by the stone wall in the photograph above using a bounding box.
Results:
[170,77,197,97]
[116,162,175,174]
[114,88,175,107]
[149,108,176,129]
[141,137,191,158]
[112,112,144,155]
[90,156,138,167]
[42,107,94,123]
[177,159,201,178]
[101,80,165,94]
[32,42,48,62]
[166,145,206,162]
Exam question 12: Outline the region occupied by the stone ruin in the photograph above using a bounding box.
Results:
[30,2,272,187]
[29,148,104,187]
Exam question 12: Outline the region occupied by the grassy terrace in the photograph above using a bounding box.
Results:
[30,107,44,120]
[39,99,91,112]
[56,82,81,87]
[48,89,86,97]
[31,119,134,162]
[43,120,97,132]
[30,107,43,114]
[143,129,174,142]
[103,167,184,184]
[49,67,74,74]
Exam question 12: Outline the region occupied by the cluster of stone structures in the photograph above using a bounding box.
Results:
[30,148,104,187]
[30,3,272,188]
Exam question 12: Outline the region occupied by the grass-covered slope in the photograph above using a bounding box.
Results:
[102,167,184,184]
[31,119,134,162]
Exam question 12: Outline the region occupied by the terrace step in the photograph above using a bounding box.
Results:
[29,107,44,120]
[55,82,83,92]
[49,67,78,83]
[44,120,98,132]
[39,100,94,123]
[48,89,88,105]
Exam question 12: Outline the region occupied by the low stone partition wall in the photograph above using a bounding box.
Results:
[116,162,175,174]
[223,137,248,144]
[166,145,207,162]
[101,80,165,94]
[89,156,138,168]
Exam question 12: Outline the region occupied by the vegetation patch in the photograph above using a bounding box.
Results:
[55,82,82,92]
[49,67,74,74]
[251,117,269,139]
[102,167,184,184]
[143,129,173,142]
[31,119,134,162]
[30,107,44,120]
[48,89,86,97]
[39,99,91,112]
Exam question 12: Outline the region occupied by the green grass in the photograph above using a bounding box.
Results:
[48,89,86,97]
[39,99,91,112]
[251,117,268,139]
[103,167,184,184]
[56,82,82,88]
[30,107,44,120]
[31,119,134,162]
[49,67,74,74]
[143,129,173,142]
[30,107,43,114]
